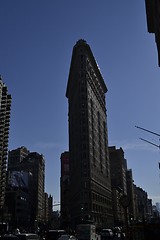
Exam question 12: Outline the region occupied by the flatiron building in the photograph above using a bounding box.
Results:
[66,40,113,228]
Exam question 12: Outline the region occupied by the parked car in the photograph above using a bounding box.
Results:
[0,235,20,240]
[45,230,66,240]
[100,229,114,239]
[58,235,76,240]
[15,233,40,240]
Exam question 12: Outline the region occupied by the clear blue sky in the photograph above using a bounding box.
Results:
[1,0,160,209]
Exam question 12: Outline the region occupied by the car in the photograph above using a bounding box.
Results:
[15,233,40,240]
[113,227,121,238]
[58,235,76,240]
[45,230,66,240]
[0,234,20,240]
[100,229,114,239]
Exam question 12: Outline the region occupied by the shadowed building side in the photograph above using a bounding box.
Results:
[7,147,45,227]
[60,151,70,229]
[145,0,160,66]
[66,40,113,228]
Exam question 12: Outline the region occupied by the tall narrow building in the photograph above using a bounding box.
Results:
[66,40,113,228]
[109,146,127,195]
[109,146,128,226]
[0,75,11,210]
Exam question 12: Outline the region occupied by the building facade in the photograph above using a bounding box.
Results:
[47,194,53,227]
[134,185,148,222]
[5,188,30,227]
[145,0,160,66]
[7,147,45,226]
[60,151,70,229]
[0,75,11,211]
[66,40,113,228]
[126,169,136,223]
[109,146,128,226]
[109,146,127,195]
[44,192,49,224]
[8,146,29,169]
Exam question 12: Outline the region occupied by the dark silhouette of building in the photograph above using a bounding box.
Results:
[134,185,148,222]
[7,147,45,226]
[147,198,153,220]
[44,193,49,224]
[109,146,127,194]
[126,169,136,223]
[5,188,30,227]
[0,75,11,212]
[8,146,29,169]
[109,146,154,226]
[60,151,70,229]
[109,146,128,226]
[47,194,53,227]
[66,39,113,228]
[145,0,160,66]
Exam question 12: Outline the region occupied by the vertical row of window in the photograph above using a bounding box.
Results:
[69,91,80,166]
[89,95,110,180]
[103,122,109,177]
[89,97,107,172]
[89,97,100,167]
[86,58,106,111]
[0,82,11,208]
[90,99,95,166]
[97,111,103,171]
[79,58,89,177]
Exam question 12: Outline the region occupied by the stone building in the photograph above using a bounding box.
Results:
[109,146,128,226]
[66,40,113,228]
[7,147,45,226]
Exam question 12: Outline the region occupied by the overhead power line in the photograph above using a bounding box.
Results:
[139,137,160,149]
[135,125,160,137]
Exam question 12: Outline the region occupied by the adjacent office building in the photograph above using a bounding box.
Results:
[7,147,45,226]
[66,40,113,228]
[126,169,136,222]
[134,185,148,222]
[109,146,127,195]
[0,75,11,210]
[7,146,29,169]
[60,151,70,228]
[109,146,128,226]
